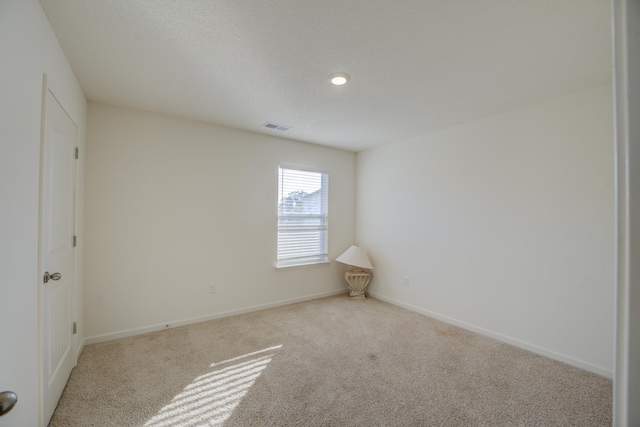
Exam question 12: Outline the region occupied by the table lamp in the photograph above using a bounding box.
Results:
[336,245,373,299]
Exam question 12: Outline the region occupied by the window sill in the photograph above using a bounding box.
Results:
[275,259,331,270]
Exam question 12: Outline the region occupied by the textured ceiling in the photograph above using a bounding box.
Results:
[40,0,612,152]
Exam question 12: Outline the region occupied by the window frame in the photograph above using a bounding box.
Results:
[276,164,329,268]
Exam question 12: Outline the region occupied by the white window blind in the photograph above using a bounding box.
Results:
[277,166,328,267]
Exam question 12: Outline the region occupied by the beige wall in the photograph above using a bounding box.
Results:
[0,1,87,426]
[356,84,615,376]
[84,103,356,341]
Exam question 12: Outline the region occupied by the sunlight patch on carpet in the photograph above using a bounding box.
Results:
[144,345,282,426]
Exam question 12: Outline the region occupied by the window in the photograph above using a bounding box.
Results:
[277,165,328,267]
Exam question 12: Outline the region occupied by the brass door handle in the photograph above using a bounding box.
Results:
[0,391,17,416]
[43,272,62,283]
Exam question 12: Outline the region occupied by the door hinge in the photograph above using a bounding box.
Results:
[74,147,79,159]
[73,322,77,334]
[73,235,77,247]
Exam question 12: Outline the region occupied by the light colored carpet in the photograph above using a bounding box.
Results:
[49,295,612,426]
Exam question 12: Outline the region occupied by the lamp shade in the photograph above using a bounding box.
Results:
[336,245,373,270]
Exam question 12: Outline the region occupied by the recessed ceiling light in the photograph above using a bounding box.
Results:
[329,72,350,86]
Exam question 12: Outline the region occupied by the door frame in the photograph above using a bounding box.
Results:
[37,73,79,426]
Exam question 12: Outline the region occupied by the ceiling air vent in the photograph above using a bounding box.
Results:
[262,122,292,132]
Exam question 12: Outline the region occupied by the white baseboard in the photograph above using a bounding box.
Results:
[85,288,349,345]
[75,338,86,363]
[369,291,613,379]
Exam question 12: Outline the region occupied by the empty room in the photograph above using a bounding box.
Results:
[2,0,639,426]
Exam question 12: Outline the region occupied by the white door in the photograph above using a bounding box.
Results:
[40,86,77,425]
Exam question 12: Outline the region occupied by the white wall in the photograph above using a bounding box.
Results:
[0,1,87,426]
[357,85,615,376]
[84,103,355,341]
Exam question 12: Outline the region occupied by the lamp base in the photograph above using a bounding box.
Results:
[344,269,372,299]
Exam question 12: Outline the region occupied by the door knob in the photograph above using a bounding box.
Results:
[43,272,62,283]
[0,391,17,416]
